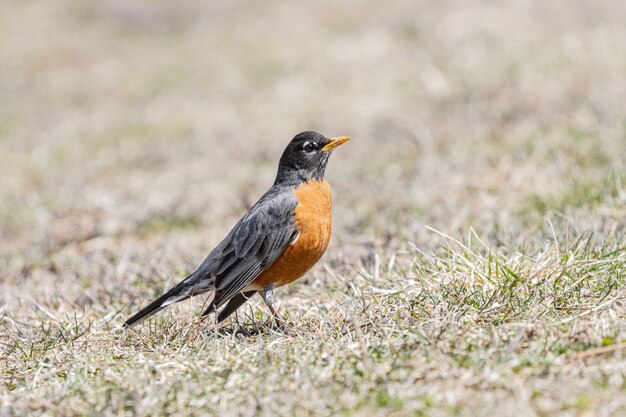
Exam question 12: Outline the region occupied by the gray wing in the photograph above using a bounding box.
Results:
[123,189,298,327]
[187,191,299,310]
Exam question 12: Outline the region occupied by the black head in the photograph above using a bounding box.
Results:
[274,131,350,186]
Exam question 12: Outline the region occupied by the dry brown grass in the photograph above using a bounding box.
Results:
[1,0,626,416]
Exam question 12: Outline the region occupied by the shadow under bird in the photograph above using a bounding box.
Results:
[124,131,350,329]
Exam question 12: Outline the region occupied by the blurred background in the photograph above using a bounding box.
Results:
[1,0,625,307]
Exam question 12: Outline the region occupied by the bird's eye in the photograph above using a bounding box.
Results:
[302,142,316,153]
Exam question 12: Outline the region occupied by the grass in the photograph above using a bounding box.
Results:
[2,0,626,416]
[2,229,626,416]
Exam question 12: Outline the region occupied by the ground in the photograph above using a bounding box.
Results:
[1,0,626,416]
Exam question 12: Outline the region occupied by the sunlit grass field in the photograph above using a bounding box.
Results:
[1,1,625,416]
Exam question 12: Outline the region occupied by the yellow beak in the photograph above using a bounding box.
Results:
[321,136,350,152]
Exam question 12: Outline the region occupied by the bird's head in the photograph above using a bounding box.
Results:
[275,131,350,185]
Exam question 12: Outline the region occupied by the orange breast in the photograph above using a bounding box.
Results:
[251,179,332,289]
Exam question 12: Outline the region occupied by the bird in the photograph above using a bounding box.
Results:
[124,131,349,329]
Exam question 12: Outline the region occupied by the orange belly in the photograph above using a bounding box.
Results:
[251,179,332,289]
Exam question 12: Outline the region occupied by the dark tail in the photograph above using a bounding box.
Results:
[124,281,194,327]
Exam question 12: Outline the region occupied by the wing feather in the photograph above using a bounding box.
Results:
[125,189,299,326]
[195,191,298,310]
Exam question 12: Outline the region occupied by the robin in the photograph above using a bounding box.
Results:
[124,131,349,329]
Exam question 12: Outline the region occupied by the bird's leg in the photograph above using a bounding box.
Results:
[260,283,288,331]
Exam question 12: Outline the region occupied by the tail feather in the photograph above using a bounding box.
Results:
[124,281,193,327]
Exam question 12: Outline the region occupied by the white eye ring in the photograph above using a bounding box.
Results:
[303,141,316,153]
